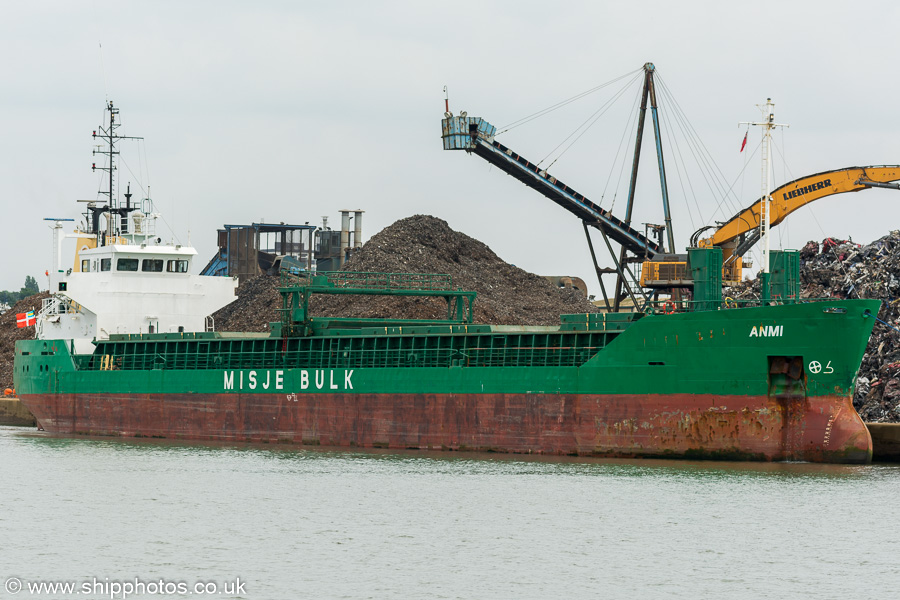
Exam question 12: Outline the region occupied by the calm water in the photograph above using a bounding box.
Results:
[2,425,899,600]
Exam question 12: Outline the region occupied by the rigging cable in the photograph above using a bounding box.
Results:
[537,72,642,170]
[497,68,643,133]
[739,125,749,223]
[738,125,753,266]
[601,80,641,204]
[656,73,748,223]
[118,156,148,198]
[864,310,900,333]
[604,89,642,214]
[655,78,743,223]
[658,98,698,232]
[655,79,733,215]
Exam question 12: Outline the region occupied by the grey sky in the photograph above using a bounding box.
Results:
[3,1,899,296]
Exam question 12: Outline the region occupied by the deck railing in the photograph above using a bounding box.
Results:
[81,331,615,372]
[280,271,455,292]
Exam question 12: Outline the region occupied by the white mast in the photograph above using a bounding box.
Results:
[740,98,788,273]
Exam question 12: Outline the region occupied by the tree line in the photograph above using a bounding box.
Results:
[0,276,40,307]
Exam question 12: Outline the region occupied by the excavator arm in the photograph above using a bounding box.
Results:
[641,165,900,287]
[703,165,900,249]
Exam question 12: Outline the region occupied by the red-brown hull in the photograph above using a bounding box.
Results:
[20,391,872,463]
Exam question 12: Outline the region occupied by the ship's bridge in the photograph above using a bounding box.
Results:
[76,244,197,275]
[42,239,235,354]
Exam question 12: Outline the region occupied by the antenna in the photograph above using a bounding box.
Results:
[443,85,451,118]
[92,102,143,245]
[98,42,109,103]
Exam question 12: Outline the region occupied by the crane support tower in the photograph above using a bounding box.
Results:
[442,64,900,309]
[442,63,677,310]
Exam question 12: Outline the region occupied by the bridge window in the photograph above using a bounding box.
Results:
[117,258,138,272]
[81,259,90,272]
[167,259,189,273]
[101,258,111,271]
[142,259,164,272]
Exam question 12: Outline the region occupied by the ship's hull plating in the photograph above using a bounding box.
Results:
[16,299,881,464]
[20,390,871,463]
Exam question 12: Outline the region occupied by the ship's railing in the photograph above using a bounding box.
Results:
[643,295,825,314]
[86,346,602,370]
[39,295,80,318]
[280,271,455,292]
[81,331,615,371]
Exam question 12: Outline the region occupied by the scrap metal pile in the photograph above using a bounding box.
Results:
[213,215,599,333]
[0,292,49,391]
[726,231,900,422]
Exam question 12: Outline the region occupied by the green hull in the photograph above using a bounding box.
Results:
[14,299,880,463]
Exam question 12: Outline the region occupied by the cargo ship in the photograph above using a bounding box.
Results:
[13,73,888,463]
[13,267,880,463]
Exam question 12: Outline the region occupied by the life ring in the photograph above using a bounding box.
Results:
[663,301,676,315]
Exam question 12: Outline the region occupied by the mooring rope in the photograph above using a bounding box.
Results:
[864,309,900,334]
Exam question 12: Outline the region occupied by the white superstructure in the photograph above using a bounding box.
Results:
[36,102,237,354]
[41,227,237,354]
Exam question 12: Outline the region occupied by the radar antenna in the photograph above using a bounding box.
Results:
[91,101,143,245]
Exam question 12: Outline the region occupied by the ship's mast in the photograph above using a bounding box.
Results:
[91,101,142,245]
[740,98,788,274]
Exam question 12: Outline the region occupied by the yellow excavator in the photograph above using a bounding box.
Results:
[640,165,900,286]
